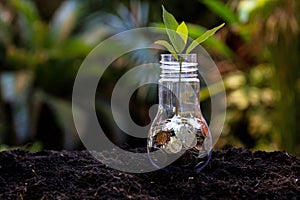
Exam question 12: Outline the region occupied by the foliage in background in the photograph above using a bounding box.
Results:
[0,0,159,149]
[0,141,42,152]
[202,0,300,155]
[0,0,110,149]
[0,0,299,155]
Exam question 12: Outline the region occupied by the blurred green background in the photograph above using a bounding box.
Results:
[0,0,299,155]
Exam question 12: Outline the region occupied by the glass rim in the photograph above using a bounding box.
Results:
[160,53,197,55]
[160,53,197,62]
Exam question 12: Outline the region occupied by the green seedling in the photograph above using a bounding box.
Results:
[156,5,225,58]
[155,5,225,115]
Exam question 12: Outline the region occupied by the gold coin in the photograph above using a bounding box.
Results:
[156,131,169,145]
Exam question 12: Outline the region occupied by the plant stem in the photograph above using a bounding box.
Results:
[175,54,183,116]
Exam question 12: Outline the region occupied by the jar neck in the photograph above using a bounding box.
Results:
[159,54,200,116]
[160,54,198,79]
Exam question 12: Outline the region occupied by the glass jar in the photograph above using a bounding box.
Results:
[147,54,212,172]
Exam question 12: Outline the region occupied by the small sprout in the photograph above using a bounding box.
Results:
[155,6,225,116]
[155,5,225,57]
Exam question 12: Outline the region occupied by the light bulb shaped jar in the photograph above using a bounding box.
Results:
[147,54,212,172]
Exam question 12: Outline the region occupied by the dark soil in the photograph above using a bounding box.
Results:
[0,148,299,199]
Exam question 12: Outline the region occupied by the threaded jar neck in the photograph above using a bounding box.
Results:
[160,54,198,79]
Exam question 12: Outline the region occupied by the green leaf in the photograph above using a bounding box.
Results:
[162,5,178,30]
[168,29,186,53]
[162,5,185,53]
[186,23,225,54]
[187,23,234,58]
[155,40,178,60]
[176,21,188,45]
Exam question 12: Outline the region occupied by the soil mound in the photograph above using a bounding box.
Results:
[0,148,299,199]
